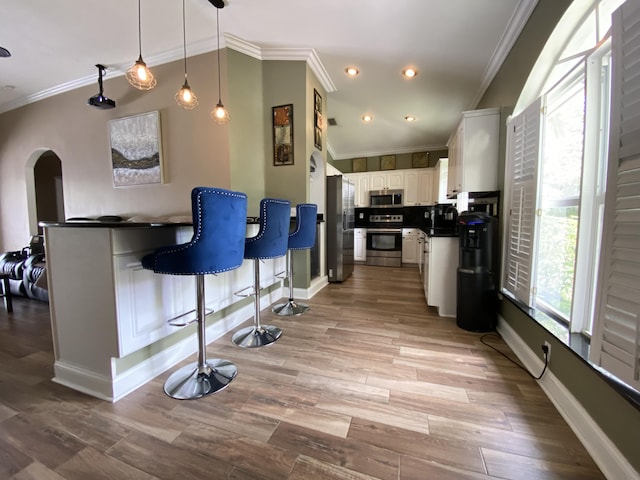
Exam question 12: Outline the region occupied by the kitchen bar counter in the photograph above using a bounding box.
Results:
[41,221,287,402]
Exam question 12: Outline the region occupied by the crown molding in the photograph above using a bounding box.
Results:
[469,0,538,109]
[225,33,336,93]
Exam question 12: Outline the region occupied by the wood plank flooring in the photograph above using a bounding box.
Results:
[0,265,605,479]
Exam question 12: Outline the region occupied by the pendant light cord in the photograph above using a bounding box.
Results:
[216,7,222,103]
[182,0,187,81]
[137,0,142,57]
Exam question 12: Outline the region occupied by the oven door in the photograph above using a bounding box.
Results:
[366,229,402,267]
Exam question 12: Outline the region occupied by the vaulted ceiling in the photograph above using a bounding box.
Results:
[0,0,537,159]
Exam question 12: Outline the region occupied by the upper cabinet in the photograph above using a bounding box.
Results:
[345,173,371,207]
[370,171,404,190]
[447,108,500,197]
[404,168,435,206]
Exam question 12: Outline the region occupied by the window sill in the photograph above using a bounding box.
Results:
[500,290,640,411]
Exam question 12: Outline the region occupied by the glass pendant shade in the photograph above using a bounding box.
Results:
[175,0,198,109]
[126,0,156,91]
[126,55,156,90]
[211,101,230,124]
[175,81,199,109]
[211,6,230,124]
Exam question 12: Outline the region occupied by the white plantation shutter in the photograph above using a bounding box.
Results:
[503,98,542,306]
[591,0,640,390]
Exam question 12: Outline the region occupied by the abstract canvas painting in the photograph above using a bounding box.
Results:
[109,111,163,187]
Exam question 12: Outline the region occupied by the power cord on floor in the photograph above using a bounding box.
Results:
[480,332,549,380]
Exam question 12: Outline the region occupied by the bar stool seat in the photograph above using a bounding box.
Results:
[0,273,13,313]
[141,187,247,400]
[272,203,317,316]
[232,198,291,348]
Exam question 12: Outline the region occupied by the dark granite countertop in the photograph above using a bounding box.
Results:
[40,214,324,229]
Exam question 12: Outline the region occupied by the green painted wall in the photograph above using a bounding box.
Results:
[228,49,267,216]
[333,149,448,174]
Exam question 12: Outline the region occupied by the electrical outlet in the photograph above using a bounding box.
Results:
[542,341,551,362]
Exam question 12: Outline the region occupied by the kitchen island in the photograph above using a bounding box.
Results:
[42,219,286,402]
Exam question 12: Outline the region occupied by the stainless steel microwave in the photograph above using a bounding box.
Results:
[369,189,403,207]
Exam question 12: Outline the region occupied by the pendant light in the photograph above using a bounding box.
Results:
[126,0,156,90]
[175,0,198,109]
[210,3,230,124]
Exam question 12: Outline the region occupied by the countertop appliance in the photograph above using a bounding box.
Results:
[326,175,355,282]
[369,189,403,208]
[430,203,458,236]
[365,213,403,267]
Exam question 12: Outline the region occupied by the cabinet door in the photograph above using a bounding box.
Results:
[402,229,418,264]
[447,128,462,197]
[354,228,367,261]
[417,169,435,205]
[387,171,404,189]
[114,254,190,356]
[403,170,420,206]
[369,172,386,190]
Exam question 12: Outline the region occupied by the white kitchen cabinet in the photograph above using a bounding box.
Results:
[404,168,435,206]
[434,159,454,204]
[426,236,459,317]
[402,228,420,264]
[447,108,500,197]
[345,173,370,207]
[370,171,404,190]
[354,228,367,262]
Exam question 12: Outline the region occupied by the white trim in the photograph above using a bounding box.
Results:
[288,275,329,301]
[469,0,539,109]
[225,33,336,94]
[497,316,640,480]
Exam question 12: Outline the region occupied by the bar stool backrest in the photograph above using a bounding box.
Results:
[244,198,291,260]
[288,203,317,250]
[142,187,247,275]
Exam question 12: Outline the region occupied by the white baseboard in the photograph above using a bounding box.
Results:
[497,316,640,480]
[290,275,328,300]
[52,290,279,403]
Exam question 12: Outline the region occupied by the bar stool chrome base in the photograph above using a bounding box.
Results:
[163,359,237,400]
[232,325,282,348]
[272,299,309,316]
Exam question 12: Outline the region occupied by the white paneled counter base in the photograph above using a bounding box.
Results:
[43,222,284,402]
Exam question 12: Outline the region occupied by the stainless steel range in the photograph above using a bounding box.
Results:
[366,213,403,267]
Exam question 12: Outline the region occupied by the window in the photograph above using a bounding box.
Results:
[503,0,640,391]
[503,1,619,335]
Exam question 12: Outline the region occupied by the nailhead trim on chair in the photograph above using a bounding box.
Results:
[152,189,247,275]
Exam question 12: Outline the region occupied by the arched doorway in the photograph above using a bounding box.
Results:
[27,150,65,235]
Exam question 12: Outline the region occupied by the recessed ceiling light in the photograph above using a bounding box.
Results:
[402,68,418,78]
[405,115,416,122]
[345,66,360,77]
[362,114,373,123]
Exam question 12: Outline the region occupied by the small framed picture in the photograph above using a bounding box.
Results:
[314,89,322,150]
[273,104,294,166]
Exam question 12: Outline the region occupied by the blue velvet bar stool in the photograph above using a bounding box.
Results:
[272,203,317,316]
[232,198,291,348]
[141,187,247,400]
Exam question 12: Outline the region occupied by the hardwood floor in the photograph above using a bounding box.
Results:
[0,265,605,479]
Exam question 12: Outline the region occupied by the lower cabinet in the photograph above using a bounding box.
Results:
[354,228,367,262]
[402,228,421,264]
[425,236,459,317]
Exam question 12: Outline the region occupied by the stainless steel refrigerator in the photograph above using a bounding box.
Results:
[326,175,355,282]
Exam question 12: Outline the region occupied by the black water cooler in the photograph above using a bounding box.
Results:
[456,212,497,332]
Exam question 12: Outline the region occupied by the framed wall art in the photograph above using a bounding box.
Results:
[314,89,322,151]
[109,111,164,187]
[273,104,294,166]
[381,154,396,170]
